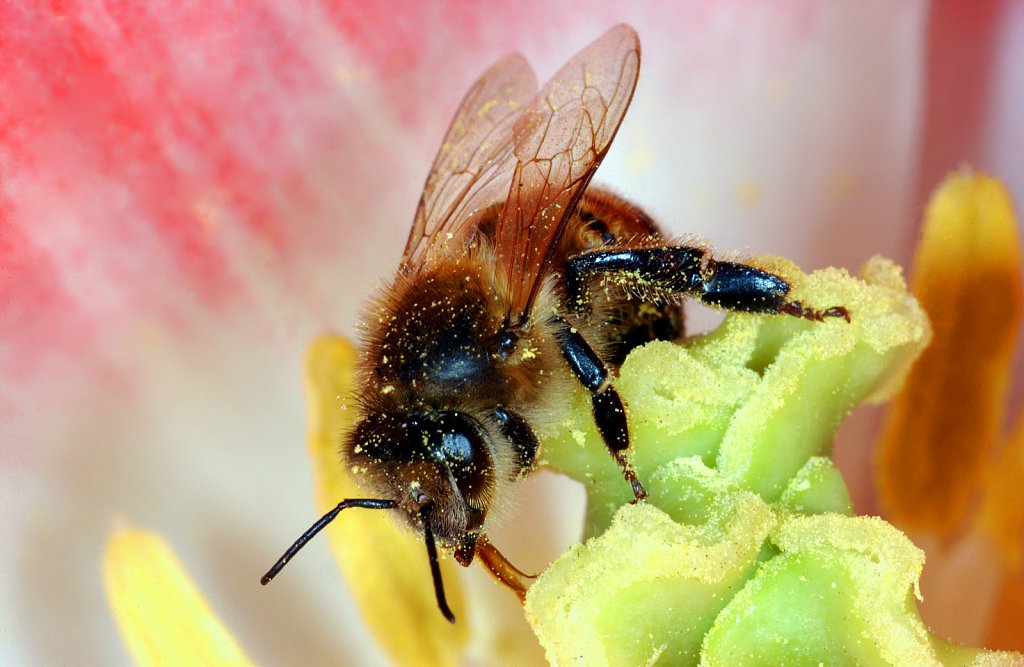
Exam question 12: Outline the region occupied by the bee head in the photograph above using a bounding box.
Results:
[261,408,496,624]
[346,409,495,549]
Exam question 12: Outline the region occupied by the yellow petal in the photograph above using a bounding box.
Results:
[876,171,1023,533]
[304,334,468,667]
[103,527,254,667]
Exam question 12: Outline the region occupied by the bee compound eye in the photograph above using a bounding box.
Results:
[428,413,482,463]
[440,429,474,464]
[429,413,493,500]
[349,412,418,464]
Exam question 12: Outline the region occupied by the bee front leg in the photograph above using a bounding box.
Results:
[552,317,647,502]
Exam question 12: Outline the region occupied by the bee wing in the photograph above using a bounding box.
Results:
[401,55,538,272]
[496,24,640,323]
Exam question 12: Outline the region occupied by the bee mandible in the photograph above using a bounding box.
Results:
[261,24,849,622]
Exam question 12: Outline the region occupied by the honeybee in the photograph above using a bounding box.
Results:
[261,24,848,622]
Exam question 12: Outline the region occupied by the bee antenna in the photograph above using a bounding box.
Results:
[260,498,396,585]
[420,502,456,623]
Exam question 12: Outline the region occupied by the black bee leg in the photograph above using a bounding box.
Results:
[553,317,647,502]
[778,301,851,323]
[699,260,850,322]
[565,247,705,315]
[565,248,849,322]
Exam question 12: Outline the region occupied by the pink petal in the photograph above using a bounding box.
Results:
[7,0,1014,662]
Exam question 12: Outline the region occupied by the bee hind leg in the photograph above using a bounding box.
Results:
[565,247,705,315]
[699,260,850,322]
[565,248,849,322]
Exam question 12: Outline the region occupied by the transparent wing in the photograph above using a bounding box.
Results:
[401,55,538,272]
[496,24,640,323]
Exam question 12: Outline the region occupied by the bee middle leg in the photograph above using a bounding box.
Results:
[565,247,849,322]
[552,316,647,501]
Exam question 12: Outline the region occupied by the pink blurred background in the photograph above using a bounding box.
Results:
[1,1,1021,664]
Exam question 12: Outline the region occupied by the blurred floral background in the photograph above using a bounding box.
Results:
[1,1,1021,664]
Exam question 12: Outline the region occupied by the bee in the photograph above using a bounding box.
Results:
[261,24,848,622]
